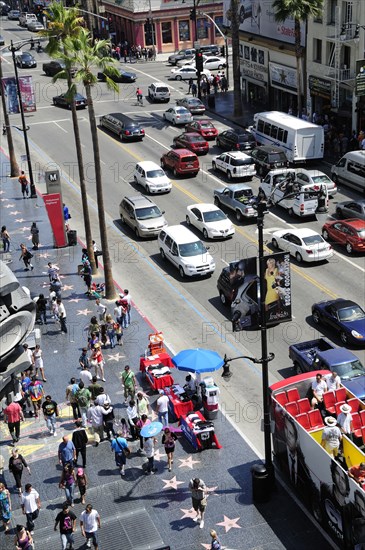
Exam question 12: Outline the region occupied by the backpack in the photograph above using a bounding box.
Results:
[76,389,89,407]
[71,384,79,396]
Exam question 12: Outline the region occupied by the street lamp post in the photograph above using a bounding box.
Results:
[198,11,229,88]
[9,40,37,198]
[0,54,19,177]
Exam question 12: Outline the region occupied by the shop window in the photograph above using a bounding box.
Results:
[327,0,336,25]
[313,38,322,63]
[179,20,190,41]
[162,21,172,43]
[144,21,155,46]
[326,42,335,67]
[197,18,208,39]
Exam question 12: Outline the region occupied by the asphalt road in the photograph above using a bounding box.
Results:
[2,20,365,455]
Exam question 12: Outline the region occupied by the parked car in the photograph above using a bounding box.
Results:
[163,106,192,126]
[271,228,333,263]
[53,92,87,109]
[176,97,205,115]
[185,120,218,140]
[7,9,20,19]
[311,298,365,346]
[133,161,172,194]
[168,48,196,66]
[173,132,209,155]
[16,52,37,68]
[336,199,365,221]
[43,60,76,77]
[161,149,200,177]
[296,169,337,197]
[0,35,5,46]
[99,113,144,141]
[19,12,36,27]
[119,195,167,238]
[212,152,256,181]
[27,20,44,32]
[0,2,10,15]
[216,129,256,152]
[186,203,235,240]
[170,66,211,81]
[250,145,289,177]
[322,219,365,254]
[147,82,170,102]
[182,56,226,71]
[97,69,136,83]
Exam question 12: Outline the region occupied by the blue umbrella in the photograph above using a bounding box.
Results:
[172,348,224,374]
[140,421,163,438]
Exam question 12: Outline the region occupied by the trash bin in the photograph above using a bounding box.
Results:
[207,94,215,109]
[67,230,77,246]
[251,464,270,503]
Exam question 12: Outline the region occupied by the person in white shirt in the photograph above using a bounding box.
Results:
[21,483,41,533]
[321,416,342,458]
[87,403,107,446]
[57,299,67,334]
[144,436,157,474]
[94,389,111,406]
[311,373,327,409]
[156,390,169,426]
[119,289,131,327]
[95,298,107,322]
[80,504,101,549]
[80,366,93,387]
[337,403,353,437]
[325,371,341,392]
[47,262,59,281]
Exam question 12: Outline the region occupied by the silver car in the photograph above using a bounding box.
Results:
[119,195,167,238]
[336,199,365,221]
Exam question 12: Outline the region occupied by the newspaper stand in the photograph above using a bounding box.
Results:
[201,377,220,420]
[148,332,166,355]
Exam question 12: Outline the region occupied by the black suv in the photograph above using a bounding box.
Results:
[168,48,196,66]
[216,129,256,152]
[250,146,289,177]
[99,113,145,141]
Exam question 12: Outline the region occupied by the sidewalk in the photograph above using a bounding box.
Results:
[0,149,333,550]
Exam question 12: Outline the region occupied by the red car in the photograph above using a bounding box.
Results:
[172,132,209,155]
[185,119,218,140]
[322,218,365,254]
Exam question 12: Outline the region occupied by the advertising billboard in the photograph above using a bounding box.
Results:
[223,0,305,46]
[1,76,36,114]
[355,60,365,97]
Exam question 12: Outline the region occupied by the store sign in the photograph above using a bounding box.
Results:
[355,60,365,97]
[43,193,67,248]
[309,76,331,99]
[269,62,297,92]
[240,43,268,82]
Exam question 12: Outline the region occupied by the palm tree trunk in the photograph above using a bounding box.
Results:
[295,18,303,116]
[85,84,116,300]
[0,58,19,177]
[230,0,242,117]
[66,70,96,274]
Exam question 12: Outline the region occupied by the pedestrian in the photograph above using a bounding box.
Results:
[209,529,221,549]
[57,298,67,333]
[79,347,90,370]
[22,344,34,375]
[90,343,105,382]
[14,524,34,549]
[119,289,132,326]
[95,298,107,322]
[54,502,77,550]
[50,277,62,299]
[59,464,76,507]
[88,376,102,402]
[75,382,91,427]
[36,293,47,325]
[105,314,116,348]
[337,403,353,440]
[76,468,88,504]
[136,414,151,452]
[42,394,59,436]
[321,416,342,458]
[21,483,41,534]
[80,504,101,549]
[126,399,139,440]
[1,225,10,252]
[63,203,71,221]
[19,171,29,198]
[30,222,39,250]
[80,364,93,387]
[72,420,88,468]
[28,376,44,418]
[136,391,150,418]
[66,378,81,420]
[144,436,157,475]
[191,83,197,97]
[115,322,123,346]
[47,261,60,281]
[119,418,130,439]
[58,435,76,467]
[121,365,136,403]
[156,389,169,426]
[51,296,59,320]
[88,316,100,342]
[19,243,34,271]
[33,344,47,382]
[81,261,92,295]
[162,426,177,471]
[3,398,24,445]
[94,388,111,407]
[9,448,31,494]
[92,240,102,270]
[220,74,228,92]
[0,482,12,533]
[188,77,194,94]
[110,432,130,477]
[87,401,106,446]
[20,375,33,416]
[189,477,207,528]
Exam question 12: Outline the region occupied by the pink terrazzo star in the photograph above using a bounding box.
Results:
[216,515,241,533]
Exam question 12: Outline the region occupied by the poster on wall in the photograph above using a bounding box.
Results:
[355,60,365,97]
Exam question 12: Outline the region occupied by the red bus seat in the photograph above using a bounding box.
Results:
[308,409,324,429]
[296,413,310,430]
[287,388,300,402]
[323,391,336,414]
[335,401,346,416]
[360,410,365,427]
[275,391,288,406]
[347,398,360,413]
[362,427,365,446]
[284,401,299,416]
[297,398,311,414]
[335,388,347,403]
[351,412,362,438]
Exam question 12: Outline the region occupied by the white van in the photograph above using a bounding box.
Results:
[331,151,365,193]
[260,169,329,217]
[19,12,37,27]
[251,111,324,163]
[158,225,215,278]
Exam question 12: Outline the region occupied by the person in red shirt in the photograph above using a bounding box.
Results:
[3,400,24,445]
[348,462,365,487]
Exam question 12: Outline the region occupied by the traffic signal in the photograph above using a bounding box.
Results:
[108,17,115,33]
[195,50,204,73]
[190,8,196,21]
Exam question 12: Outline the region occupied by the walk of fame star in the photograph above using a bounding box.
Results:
[180,507,197,519]
[62,285,74,291]
[178,456,200,469]
[216,515,241,533]
[77,308,92,316]
[68,298,82,303]
[15,218,25,223]
[9,210,20,215]
[162,476,184,490]
[106,353,125,362]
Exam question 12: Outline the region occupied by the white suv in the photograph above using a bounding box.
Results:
[147,83,170,103]
[212,152,256,181]
[133,161,172,194]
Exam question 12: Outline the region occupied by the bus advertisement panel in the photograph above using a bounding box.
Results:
[270,372,365,549]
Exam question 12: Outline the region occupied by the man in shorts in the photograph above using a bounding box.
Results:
[110,433,130,477]
[188,477,207,529]
[80,504,101,549]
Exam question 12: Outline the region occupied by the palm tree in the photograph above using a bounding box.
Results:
[273,0,324,116]
[0,58,19,177]
[228,0,242,117]
[41,2,97,273]
[62,28,119,300]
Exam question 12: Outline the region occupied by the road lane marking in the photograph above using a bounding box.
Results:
[53,121,67,133]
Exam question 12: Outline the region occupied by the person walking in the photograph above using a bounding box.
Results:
[76,468,88,505]
[57,299,67,334]
[80,504,101,550]
[9,448,31,493]
[136,391,150,418]
[121,365,136,403]
[1,225,10,252]
[156,390,169,426]
[19,244,34,271]
[54,502,77,550]
[95,298,107,322]
[90,343,105,382]
[191,83,197,97]
[47,262,60,281]
[136,414,151,452]
[105,314,116,349]
[119,289,132,327]
[101,402,116,439]
[321,416,342,458]
[94,388,111,407]
[75,382,91,428]
[88,376,102,402]
[144,436,157,475]
[72,420,88,468]
[3,398,24,445]
[36,293,48,325]
[14,524,34,549]
[21,483,41,534]
[209,529,221,549]
[66,378,81,420]
[28,376,44,418]
[87,402,106,446]
[79,347,90,371]
[189,477,207,528]
[30,222,39,250]
[58,436,76,467]
[188,77,194,94]
[126,399,139,440]
[19,171,29,198]
[59,464,76,507]
[33,344,47,382]
[42,394,59,436]
[80,364,93,387]
[50,276,62,300]
[162,427,177,472]
[110,433,130,477]
[0,482,12,533]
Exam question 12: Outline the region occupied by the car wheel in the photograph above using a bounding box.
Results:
[272,238,278,249]
[345,242,353,254]
[312,309,320,324]
[161,160,166,169]
[119,133,124,141]
[120,214,125,224]
[216,139,221,148]
[227,171,232,181]
[176,75,182,81]
[331,173,338,184]
[288,207,295,217]
[294,362,302,376]
[203,228,208,239]
[219,291,228,305]
[340,331,348,345]
[322,229,329,240]
[186,215,191,226]
[133,175,138,184]
[235,210,242,222]
[160,248,166,260]
[53,99,57,106]
[146,185,151,194]
[212,161,216,171]
[163,113,166,120]
[134,226,140,238]
[336,207,343,219]
[179,265,185,278]
[214,196,220,206]
[218,64,224,70]
[257,165,264,177]
[295,252,303,263]
[173,168,178,177]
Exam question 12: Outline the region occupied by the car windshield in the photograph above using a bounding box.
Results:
[335,360,365,379]
[135,206,162,220]
[356,229,365,238]
[302,235,324,245]
[200,122,214,129]
[203,210,226,222]
[269,153,287,162]
[231,158,254,166]
[310,175,331,184]
[22,53,32,59]
[176,108,188,114]
[179,241,207,257]
[146,169,165,178]
[338,306,365,322]
[190,135,205,142]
